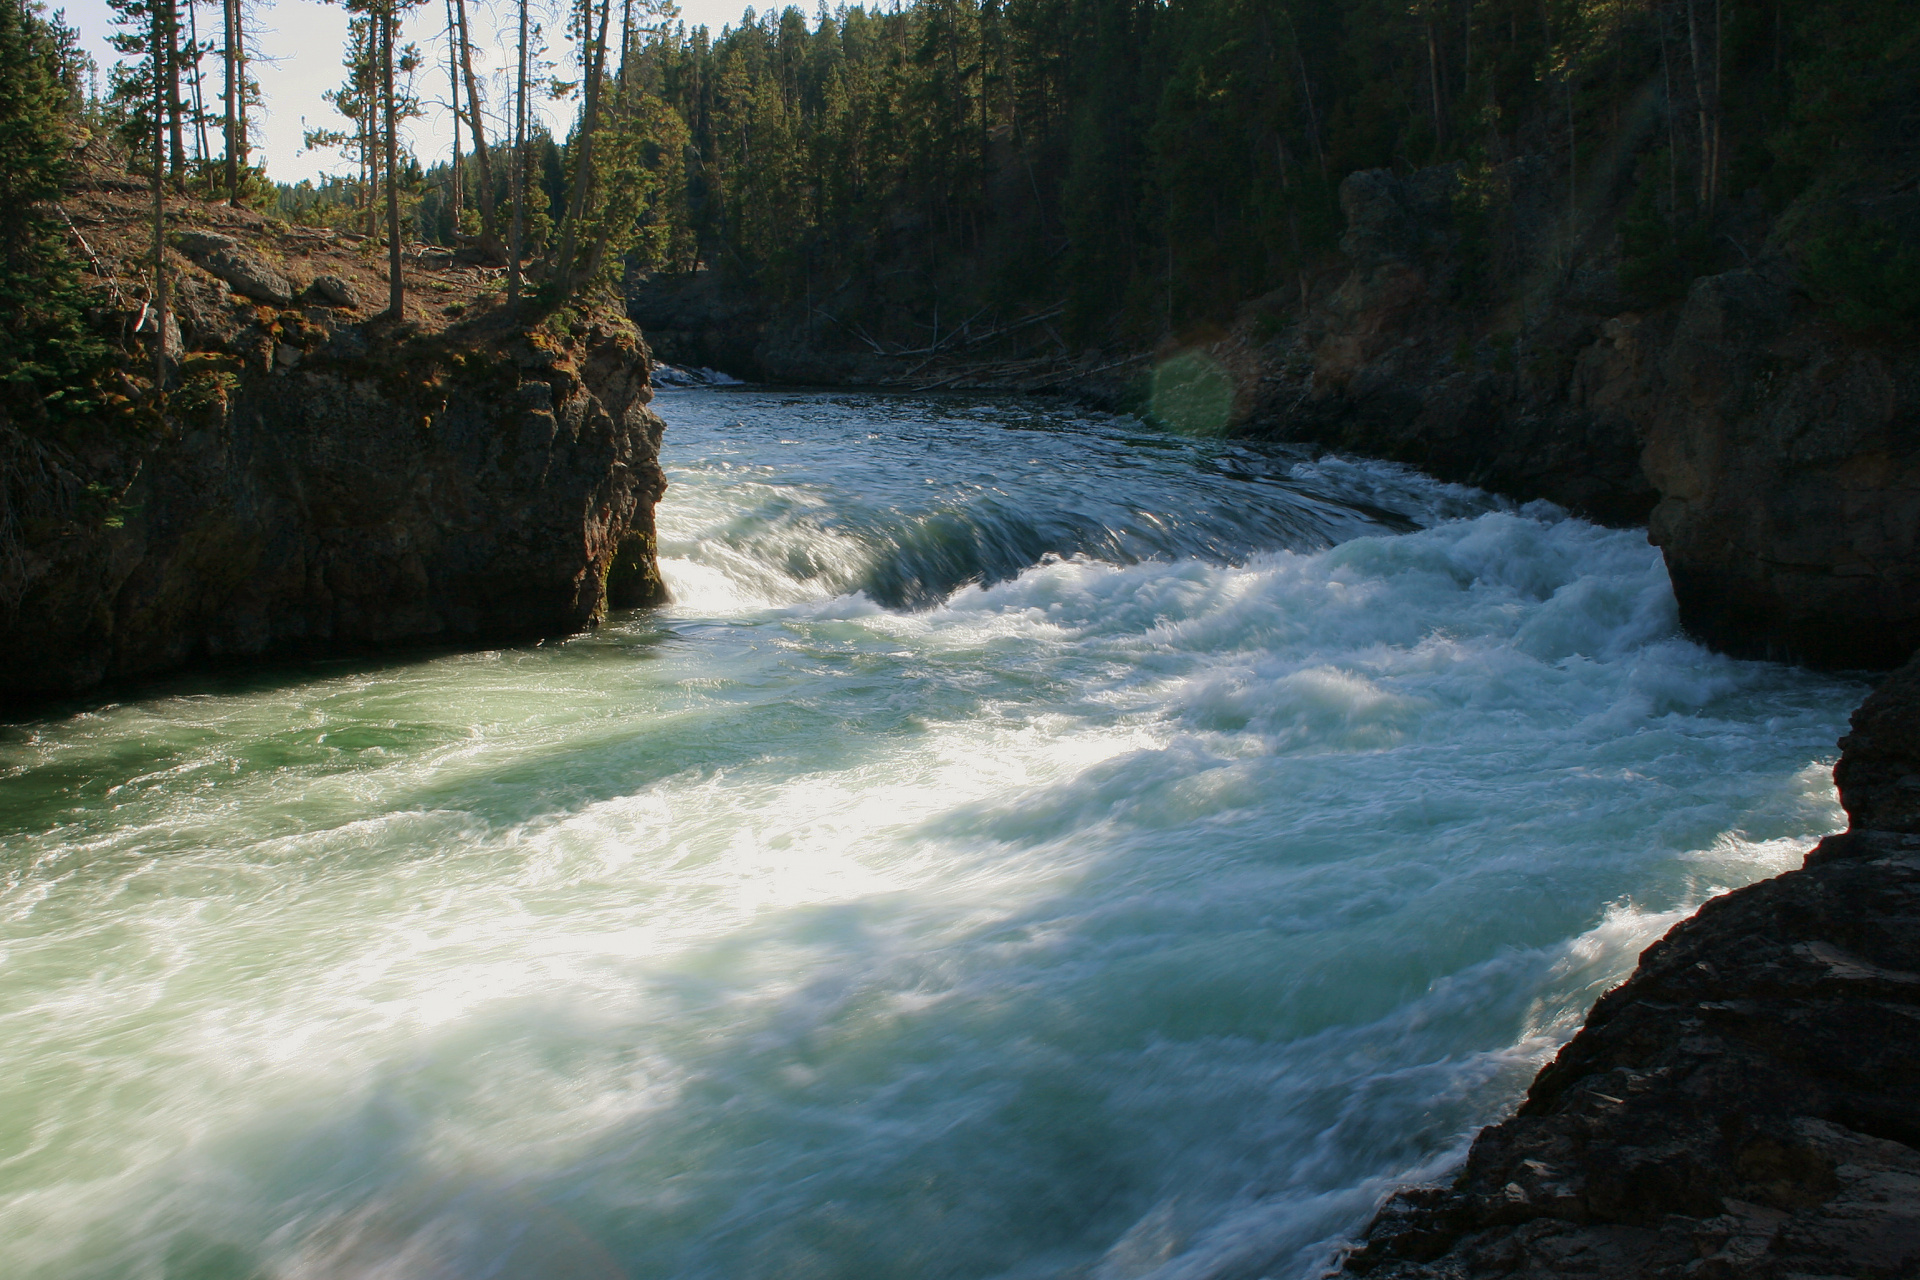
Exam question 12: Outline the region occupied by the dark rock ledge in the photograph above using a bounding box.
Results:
[0,178,673,708]
[1344,657,1920,1280]
[0,315,667,707]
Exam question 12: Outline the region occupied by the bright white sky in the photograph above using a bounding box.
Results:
[56,0,762,183]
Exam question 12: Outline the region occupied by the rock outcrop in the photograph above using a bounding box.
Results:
[1342,657,1920,1280]
[174,229,297,307]
[1642,272,1920,668]
[0,185,667,707]
[303,273,362,310]
[1237,166,1920,669]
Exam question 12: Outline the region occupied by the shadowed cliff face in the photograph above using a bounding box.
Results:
[0,304,667,707]
[1240,167,1920,671]
[1343,656,1920,1280]
[1237,165,1661,531]
[1835,661,1920,835]
[1642,274,1920,670]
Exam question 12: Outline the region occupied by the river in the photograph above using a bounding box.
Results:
[0,388,1863,1279]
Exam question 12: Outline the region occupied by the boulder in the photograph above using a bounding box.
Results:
[303,274,361,310]
[173,230,295,307]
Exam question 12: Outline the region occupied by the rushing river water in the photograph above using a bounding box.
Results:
[0,389,1864,1280]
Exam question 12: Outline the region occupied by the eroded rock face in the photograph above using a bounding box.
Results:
[1643,271,1920,669]
[1834,658,1920,833]
[1242,166,1660,529]
[1241,167,1920,669]
[1343,656,1920,1280]
[0,313,667,705]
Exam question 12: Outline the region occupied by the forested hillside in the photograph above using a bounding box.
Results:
[11,0,1919,397]
[605,0,1919,344]
[228,0,1919,354]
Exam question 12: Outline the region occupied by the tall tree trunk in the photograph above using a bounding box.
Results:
[1685,0,1711,208]
[1276,137,1307,311]
[362,21,379,238]
[1710,0,1723,209]
[1567,66,1577,232]
[1661,2,1679,221]
[1426,18,1445,154]
[152,0,170,387]
[162,0,186,185]
[1280,7,1327,183]
[445,0,461,231]
[555,0,610,296]
[1462,0,1471,90]
[222,0,238,202]
[382,5,403,317]
[186,0,210,166]
[617,0,632,86]
[452,0,505,260]
[580,0,637,281]
[509,0,529,305]
[366,107,379,237]
[236,0,249,181]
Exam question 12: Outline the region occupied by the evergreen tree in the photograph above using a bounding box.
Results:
[0,0,111,423]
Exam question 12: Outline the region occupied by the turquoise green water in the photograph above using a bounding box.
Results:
[0,390,1862,1279]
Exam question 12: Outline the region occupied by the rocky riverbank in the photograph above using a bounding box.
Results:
[1238,166,1920,671]
[1342,656,1920,1280]
[0,175,668,708]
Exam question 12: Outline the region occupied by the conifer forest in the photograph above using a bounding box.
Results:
[4,0,1919,409]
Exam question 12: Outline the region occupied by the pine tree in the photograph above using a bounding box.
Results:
[0,0,111,421]
[322,0,426,314]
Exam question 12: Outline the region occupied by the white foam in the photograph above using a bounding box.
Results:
[0,395,1865,1280]
[652,364,746,387]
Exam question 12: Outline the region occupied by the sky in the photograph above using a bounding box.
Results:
[55,0,762,184]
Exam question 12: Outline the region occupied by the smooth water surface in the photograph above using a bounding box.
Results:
[0,389,1863,1280]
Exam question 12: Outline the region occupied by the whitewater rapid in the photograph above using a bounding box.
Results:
[0,389,1861,1280]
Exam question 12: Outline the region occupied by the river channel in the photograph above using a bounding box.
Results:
[0,388,1862,1279]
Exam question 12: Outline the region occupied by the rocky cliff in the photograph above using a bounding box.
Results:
[1342,657,1920,1280]
[1237,166,1920,670]
[0,179,668,707]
